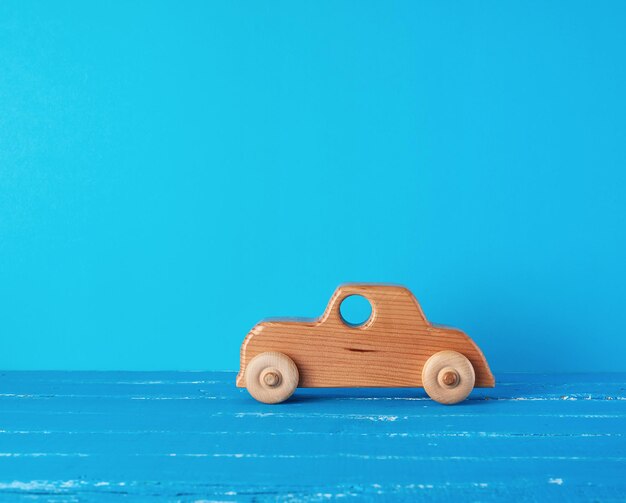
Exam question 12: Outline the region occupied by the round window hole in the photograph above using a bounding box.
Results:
[339,295,372,327]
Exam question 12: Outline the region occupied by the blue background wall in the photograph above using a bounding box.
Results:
[1,1,625,371]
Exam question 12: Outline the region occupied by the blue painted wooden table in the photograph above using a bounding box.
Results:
[0,372,624,501]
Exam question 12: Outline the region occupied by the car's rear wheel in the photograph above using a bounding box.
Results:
[245,351,299,404]
[422,350,475,404]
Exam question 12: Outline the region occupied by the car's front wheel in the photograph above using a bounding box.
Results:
[245,351,299,404]
[422,350,475,404]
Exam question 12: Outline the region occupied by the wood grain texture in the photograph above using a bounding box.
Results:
[237,284,494,390]
[0,371,625,501]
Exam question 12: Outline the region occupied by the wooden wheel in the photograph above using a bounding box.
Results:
[245,352,299,404]
[422,350,475,404]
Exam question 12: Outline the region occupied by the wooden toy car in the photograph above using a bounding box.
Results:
[237,284,494,404]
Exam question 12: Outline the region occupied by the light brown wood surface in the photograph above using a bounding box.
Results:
[237,284,494,394]
[244,351,299,404]
[421,350,476,404]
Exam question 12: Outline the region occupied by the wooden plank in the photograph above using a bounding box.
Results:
[0,372,624,501]
[0,457,624,501]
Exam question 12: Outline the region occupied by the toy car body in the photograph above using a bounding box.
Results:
[237,284,494,404]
